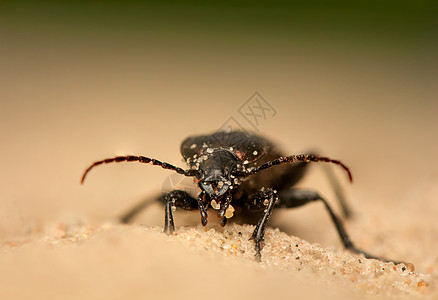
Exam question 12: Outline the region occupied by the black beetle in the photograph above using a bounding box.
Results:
[81,131,399,263]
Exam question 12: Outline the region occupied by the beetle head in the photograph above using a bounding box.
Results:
[197,149,239,198]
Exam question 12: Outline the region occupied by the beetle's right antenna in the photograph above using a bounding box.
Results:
[80,155,199,184]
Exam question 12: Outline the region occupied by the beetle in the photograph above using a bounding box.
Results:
[81,131,398,263]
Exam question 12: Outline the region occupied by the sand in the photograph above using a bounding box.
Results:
[0,218,435,299]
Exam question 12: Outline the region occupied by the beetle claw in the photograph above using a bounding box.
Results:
[220,216,227,227]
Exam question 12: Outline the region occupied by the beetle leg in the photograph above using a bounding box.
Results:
[246,188,279,262]
[119,196,158,224]
[164,195,175,235]
[271,161,308,191]
[320,163,352,218]
[197,191,209,226]
[118,189,199,225]
[277,189,403,264]
[217,192,233,227]
[161,190,199,234]
[218,192,232,219]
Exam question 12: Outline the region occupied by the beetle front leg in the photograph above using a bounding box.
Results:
[218,192,232,227]
[197,191,209,226]
[246,188,279,262]
[163,190,199,234]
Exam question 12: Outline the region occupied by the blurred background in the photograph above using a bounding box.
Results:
[1,0,437,255]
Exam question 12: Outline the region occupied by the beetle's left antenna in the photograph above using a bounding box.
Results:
[244,154,353,183]
[80,155,198,184]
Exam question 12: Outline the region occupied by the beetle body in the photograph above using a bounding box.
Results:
[81,131,400,263]
[179,132,299,222]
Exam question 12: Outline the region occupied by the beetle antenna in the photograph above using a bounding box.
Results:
[245,154,353,182]
[81,155,199,184]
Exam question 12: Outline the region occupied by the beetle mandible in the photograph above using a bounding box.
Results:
[81,131,398,263]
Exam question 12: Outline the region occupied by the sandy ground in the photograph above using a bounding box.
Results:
[0,221,433,299]
[1,3,438,299]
